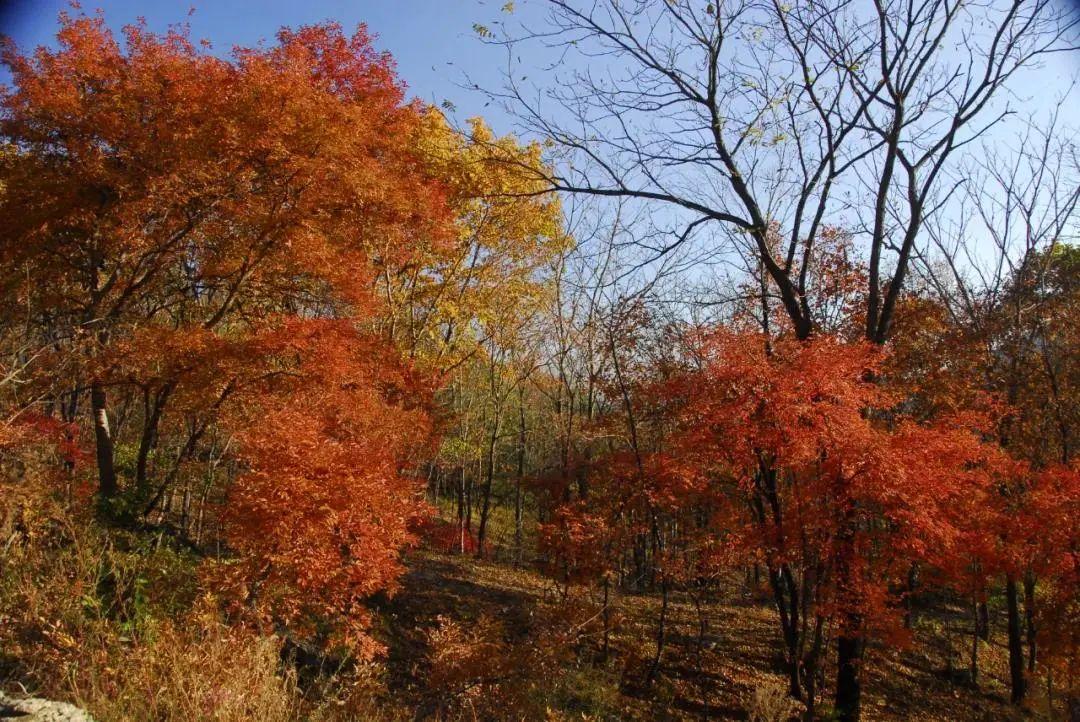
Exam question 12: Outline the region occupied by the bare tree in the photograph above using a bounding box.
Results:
[488,0,1076,343]
[484,1,1077,718]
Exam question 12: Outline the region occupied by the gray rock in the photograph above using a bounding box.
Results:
[0,691,94,721]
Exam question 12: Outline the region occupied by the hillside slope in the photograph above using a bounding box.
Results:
[373,548,1032,721]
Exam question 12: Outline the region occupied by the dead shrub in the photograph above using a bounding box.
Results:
[746,677,801,722]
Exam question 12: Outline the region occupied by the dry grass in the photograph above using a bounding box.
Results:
[76,617,302,722]
[0,489,302,720]
[748,678,801,722]
[0,474,1061,721]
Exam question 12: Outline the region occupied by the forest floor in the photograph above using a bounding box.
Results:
[375,539,1043,721]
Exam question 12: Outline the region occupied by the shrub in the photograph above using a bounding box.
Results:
[746,677,800,722]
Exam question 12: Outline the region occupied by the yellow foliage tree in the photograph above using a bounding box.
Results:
[379,112,568,373]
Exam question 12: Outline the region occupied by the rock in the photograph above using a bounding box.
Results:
[0,691,94,721]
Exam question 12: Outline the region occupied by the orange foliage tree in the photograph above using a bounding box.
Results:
[540,325,1010,715]
[217,319,436,659]
[663,331,1006,714]
[0,13,458,655]
[0,10,449,489]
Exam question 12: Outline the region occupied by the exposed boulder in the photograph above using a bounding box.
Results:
[0,692,93,721]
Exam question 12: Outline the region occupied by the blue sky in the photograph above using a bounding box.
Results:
[5,1,1074,154]
[3,0,1076,293]
[0,0,540,133]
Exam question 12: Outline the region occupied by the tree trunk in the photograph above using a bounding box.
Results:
[835,631,864,722]
[456,467,467,554]
[753,465,804,702]
[970,595,980,686]
[464,467,474,533]
[1024,573,1036,674]
[804,615,824,718]
[135,384,171,495]
[904,562,919,629]
[1006,575,1026,704]
[646,579,669,686]
[601,575,611,663]
[632,532,645,591]
[91,381,118,499]
[476,418,499,559]
[977,599,990,642]
[834,499,863,722]
[180,481,192,537]
[514,394,526,566]
[769,567,802,700]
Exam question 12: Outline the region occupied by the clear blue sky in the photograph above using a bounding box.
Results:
[0,0,539,133]
[3,0,1075,288]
